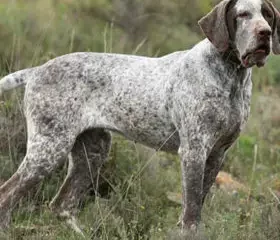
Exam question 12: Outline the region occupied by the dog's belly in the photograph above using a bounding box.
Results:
[118,125,180,153]
[82,102,180,153]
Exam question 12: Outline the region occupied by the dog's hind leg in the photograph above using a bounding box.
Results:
[0,131,76,231]
[49,129,111,234]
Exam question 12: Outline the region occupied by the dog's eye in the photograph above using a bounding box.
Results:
[236,12,250,19]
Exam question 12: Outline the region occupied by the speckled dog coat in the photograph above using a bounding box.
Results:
[0,0,280,234]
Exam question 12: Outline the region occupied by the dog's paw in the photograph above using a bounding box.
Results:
[66,215,85,237]
[175,217,208,240]
[177,215,197,231]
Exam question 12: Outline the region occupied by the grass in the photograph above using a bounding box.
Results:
[1,0,280,239]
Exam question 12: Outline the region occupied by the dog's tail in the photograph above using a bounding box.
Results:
[0,67,37,97]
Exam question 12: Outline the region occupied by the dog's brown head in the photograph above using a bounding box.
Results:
[199,0,280,68]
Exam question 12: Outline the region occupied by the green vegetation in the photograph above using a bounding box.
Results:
[1,0,280,239]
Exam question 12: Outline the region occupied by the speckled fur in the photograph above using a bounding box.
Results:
[0,0,280,234]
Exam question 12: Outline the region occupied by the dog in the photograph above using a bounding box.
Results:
[0,0,279,234]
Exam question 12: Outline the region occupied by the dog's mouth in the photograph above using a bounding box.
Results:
[241,44,270,68]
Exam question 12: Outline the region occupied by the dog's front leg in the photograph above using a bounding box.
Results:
[178,138,209,231]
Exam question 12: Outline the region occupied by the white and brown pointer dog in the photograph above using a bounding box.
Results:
[0,0,280,234]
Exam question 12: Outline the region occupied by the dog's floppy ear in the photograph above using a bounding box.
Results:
[267,1,280,54]
[198,0,232,52]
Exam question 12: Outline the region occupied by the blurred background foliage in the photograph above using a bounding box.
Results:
[1,0,280,239]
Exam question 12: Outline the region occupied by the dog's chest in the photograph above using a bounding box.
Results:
[219,79,252,142]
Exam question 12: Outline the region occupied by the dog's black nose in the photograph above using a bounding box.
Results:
[258,28,272,38]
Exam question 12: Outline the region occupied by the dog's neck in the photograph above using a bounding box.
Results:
[221,47,243,69]
[200,39,251,86]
